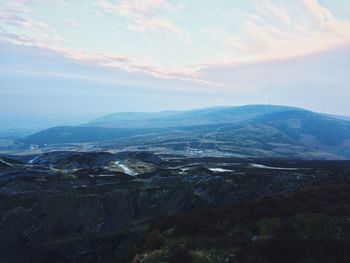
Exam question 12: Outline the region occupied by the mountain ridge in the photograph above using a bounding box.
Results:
[21,105,350,159]
[86,104,301,128]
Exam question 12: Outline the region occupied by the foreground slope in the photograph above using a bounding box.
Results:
[1,151,350,262]
[134,184,350,263]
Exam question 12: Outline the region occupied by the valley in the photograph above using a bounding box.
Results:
[12,105,350,160]
[1,105,350,262]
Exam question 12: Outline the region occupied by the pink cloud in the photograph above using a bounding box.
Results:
[117,0,168,17]
[0,12,26,27]
[98,0,183,36]
[205,0,350,65]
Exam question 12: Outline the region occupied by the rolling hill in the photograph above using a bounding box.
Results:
[86,105,297,128]
[22,105,350,159]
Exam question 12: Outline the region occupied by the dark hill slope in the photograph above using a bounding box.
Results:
[133,184,350,263]
[22,126,152,145]
[253,109,350,146]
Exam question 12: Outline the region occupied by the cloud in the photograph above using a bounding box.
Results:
[0,40,226,123]
[196,43,350,114]
[208,0,350,64]
[0,1,64,48]
[1,0,349,96]
[199,43,350,91]
[98,0,183,36]
[128,17,182,35]
[100,0,182,17]
[116,0,174,16]
[0,0,198,83]
[0,11,27,27]
[0,1,30,26]
[262,1,292,25]
[0,35,212,88]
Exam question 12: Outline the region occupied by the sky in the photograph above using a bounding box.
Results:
[0,0,350,128]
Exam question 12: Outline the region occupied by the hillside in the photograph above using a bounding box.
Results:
[86,105,296,128]
[21,126,152,145]
[133,184,350,263]
[22,105,350,159]
[1,151,350,262]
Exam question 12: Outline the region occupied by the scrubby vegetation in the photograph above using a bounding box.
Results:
[133,185,350,263]
[2,151,350,262]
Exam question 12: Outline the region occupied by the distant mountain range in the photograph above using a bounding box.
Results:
[22,105,350,159]
[86,105,296,128]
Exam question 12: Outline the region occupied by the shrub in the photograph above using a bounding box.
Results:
[144,229,165,250]
[167,243,193,263]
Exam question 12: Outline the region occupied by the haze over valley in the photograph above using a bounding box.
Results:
[3,104,350,160]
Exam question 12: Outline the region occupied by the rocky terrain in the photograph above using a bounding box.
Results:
[1,151,350,262]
